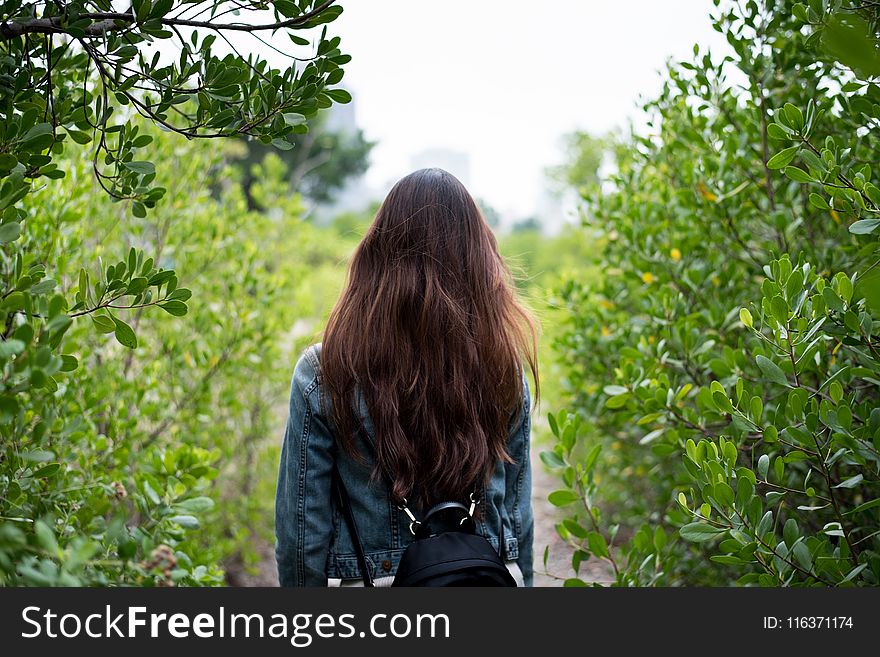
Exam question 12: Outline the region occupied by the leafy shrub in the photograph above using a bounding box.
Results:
[0,1,351,585]
[545,0,880,586]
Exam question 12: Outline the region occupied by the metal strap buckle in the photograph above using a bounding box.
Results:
[461,491,480,525]
[397,498,421,535]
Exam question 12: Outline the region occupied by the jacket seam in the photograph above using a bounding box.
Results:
[513,398,527,540]
[296,399,312,587]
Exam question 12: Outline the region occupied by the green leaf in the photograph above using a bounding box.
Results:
[739,308,753,328]
[126,277,148,295]
[90,314,116,334]
[793,542,812,571]
[639,428,665,445]
[756,510,773,537]
[122,161,156,175]
[679,522,726,542]
[167,514,199,529]
[167,288,192,302]
[711,555,750,565]
[808,193,830,210]
[282,113,307,126]
[562,519,589,539]
[148,270,175,286]
[766,123,791,140]
[758,454,770,479]
[755,355,789,387]
[822,287,844,312]
[175,496,214,513]
[540,450,565,468]
[587,531,609,558]
[782,166,814,183]
[840,563,868,584]
[111,316,138,349]
[547,411,559,437]
[844,498,880,515]
[823,13,880,78]
[782,103,804,130]
[749,396,763,421]
[159,300,188,316]
[0,339,25,359]
[21,450,54,462]
[712,391,734,414]
[605,392,630,409]
[325,88,352,103]
[142,479,161,505]
[833,474,863,489]
[32,463,61,478]
[766,145,799,169]
[770,295,788,324]
[712,482,734,507]
[0,222,22,244]
[653,526,667,551]
[783,518,799,546]
[548,490,580,506]
[583,443,602,471]
[34,520,58,554]
[848,218,880,235]
[65,129,92,144]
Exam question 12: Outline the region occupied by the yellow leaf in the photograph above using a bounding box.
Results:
[830,209,841,224]
[698,182,718,201]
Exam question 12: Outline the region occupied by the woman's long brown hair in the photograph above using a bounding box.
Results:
[319,167,540,511]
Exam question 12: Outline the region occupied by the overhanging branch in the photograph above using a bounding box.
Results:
[0,0,336,42]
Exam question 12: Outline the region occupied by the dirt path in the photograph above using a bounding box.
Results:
[229,445,614,587]
[529,446,615,586]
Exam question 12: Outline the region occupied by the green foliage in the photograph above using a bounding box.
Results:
[545,131,608,196]
[233,109,375,209]
[549,0,880,586]
[0,1,349,211]
[1,2,350,585]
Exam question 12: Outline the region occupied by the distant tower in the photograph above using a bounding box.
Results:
[410,148,471,187]
[313,98,375,220]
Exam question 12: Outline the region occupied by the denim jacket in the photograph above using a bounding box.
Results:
[275,342,534,587]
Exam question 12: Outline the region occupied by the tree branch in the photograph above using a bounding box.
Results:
[0,1,337,42]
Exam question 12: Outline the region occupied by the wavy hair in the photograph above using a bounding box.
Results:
[319,167,540,511]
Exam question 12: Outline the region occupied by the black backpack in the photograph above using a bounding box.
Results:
[331,461,517,587]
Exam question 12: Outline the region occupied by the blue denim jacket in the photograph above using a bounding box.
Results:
[275,342,534,587]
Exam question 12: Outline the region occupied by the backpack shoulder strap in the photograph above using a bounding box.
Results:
[331,460,374,587]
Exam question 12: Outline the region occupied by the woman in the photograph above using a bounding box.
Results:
[275,168,540,587]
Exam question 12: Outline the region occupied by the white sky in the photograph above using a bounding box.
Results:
[331,0,733,224]
[140,1,733,226]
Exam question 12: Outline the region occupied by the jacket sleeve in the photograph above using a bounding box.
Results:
[504,368,534,586]
[275,348,335,587]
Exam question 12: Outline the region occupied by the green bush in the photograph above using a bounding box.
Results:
[0,1,351,585]
[546,0,880,586]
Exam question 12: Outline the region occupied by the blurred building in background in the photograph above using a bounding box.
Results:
[311,98,379,223]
